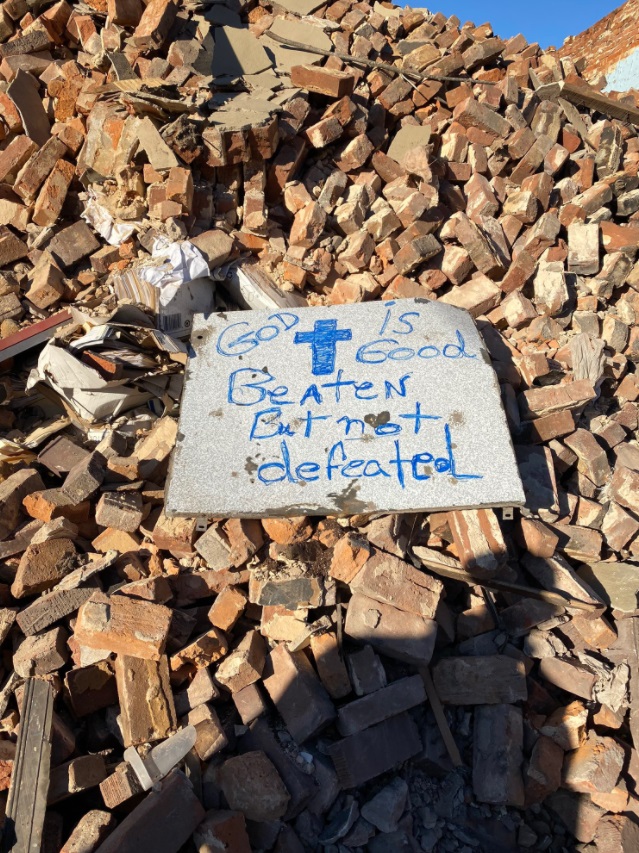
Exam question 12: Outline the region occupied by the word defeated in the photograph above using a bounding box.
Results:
[254,429,482,488]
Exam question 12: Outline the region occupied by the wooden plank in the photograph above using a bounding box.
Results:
[419,667,464,768]
[3,679,54,853]
[537,81,639,126]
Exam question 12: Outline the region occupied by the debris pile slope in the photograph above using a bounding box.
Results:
[0,0,636,851]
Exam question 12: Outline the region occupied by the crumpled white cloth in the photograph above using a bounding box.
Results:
[81,192,139,246]
[138,235,210,306]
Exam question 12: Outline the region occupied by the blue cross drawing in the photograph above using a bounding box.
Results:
[293,319,353,376]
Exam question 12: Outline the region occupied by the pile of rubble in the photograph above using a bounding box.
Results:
[0,0,638,850]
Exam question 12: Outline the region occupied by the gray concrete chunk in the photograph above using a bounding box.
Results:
[166,300,524,518]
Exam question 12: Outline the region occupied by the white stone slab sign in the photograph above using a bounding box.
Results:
[166,299,525,517]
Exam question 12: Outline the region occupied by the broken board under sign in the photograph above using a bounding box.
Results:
[166,299,525,517]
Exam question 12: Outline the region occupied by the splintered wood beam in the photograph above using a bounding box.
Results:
[3,678,54,853]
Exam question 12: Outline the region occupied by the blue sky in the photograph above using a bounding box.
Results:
[417,1,622,49]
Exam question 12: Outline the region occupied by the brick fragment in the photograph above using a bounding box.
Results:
[350,550,443,618]
[524,553,603,611]
[327,712,421,789]
[520,379,597,420]
[6,69,49,144]
[473,704,524,807]
[99,764,143,810]
[194,523,231,569]
[263,644,335,743]
[188,703,228,760]
[347,645,387,696]
[95,492,143,532]
[215,630,266,693]
[11,537,77,599]
[48,755,107,804]
[14,137,67,201]
[310,631,351,699]
[152,511,196,556]
[519,517,559,558]
[172,669,218,718]
[26,256,65,309]
[65,661,118,718]
[330,533,372,583]
[75,592,172,660]
[0,226,28,265]
[32,158,74,226]
[0,467,44,540]
[337,674,425,736]
[453,96,510,139]
[208,586,247,631]
[232,683,268,725]
[224,518,264,568]
[291,64,355,98]
[14,626,69,676]
[334,133,374,172]
[261,516,312,544]
[60,810,116,853]
[48,221,101,270]
[17,585,94,636]
[432,656,527,704]
[452,212,506,279]
[131,0,176,49]
[92,527,140,554]
[114,654,176,747]
[547,790,605,843]
[563,428,610,486]
[346,592,437,666]
[601,502,639,552]
[529,410,575,443]
[447,509,506,576]
[440,274,502,317]
[538,657,596,700]
[394,234,441,275]
[190,230,233,270]
[171,628,228,670]
[95,770,205,853]
[567,222,600,274]
[305,116,344,148]
[524,735,564,805]
[289,201,326,248]
[510,135,554,185]
[62,451,105,502]
[193,811,251,853]
[610,465,639,515]
[107,0,143,26]
[563,732,624,794]
[219,752,290,821]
